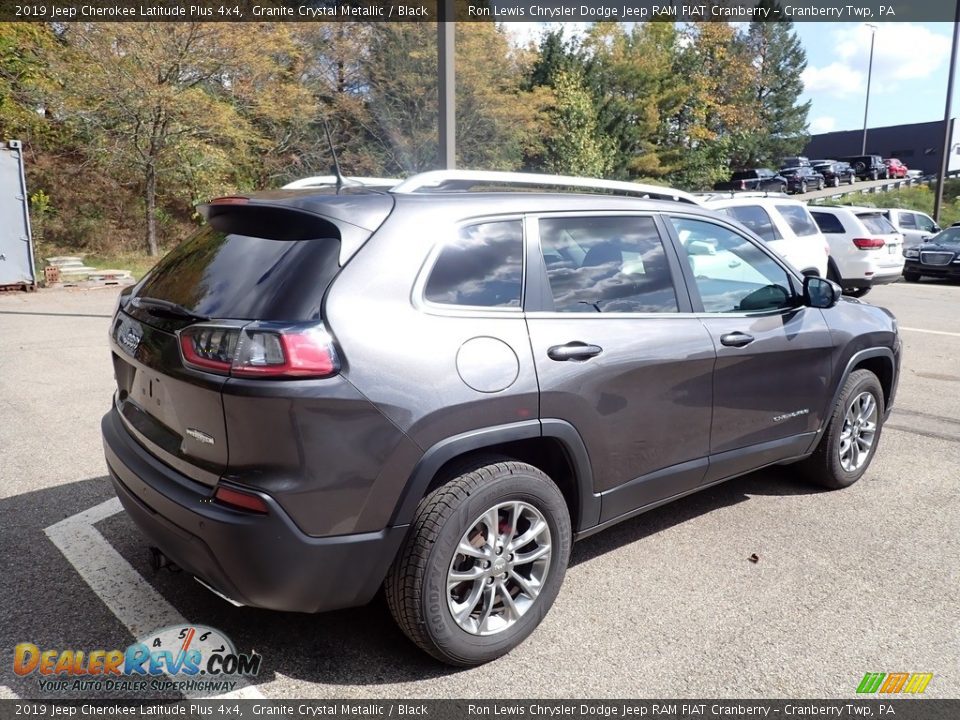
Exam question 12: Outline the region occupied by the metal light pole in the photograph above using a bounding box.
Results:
[934,5,960,223]
[438,0,456,170]
[861,24,878,155]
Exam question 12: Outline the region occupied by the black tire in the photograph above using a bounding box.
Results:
[780,183,787,194]
[849,174,855,185]
[795,369,885,489]
[385,459,571,666]
[904,272,921,283]
[844,287,871,298]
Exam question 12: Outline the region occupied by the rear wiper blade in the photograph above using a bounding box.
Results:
[132,296,210,322]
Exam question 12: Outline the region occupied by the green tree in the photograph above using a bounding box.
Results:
[740,2,811,167]
[48,23,312,255]
[540,68,613,178]
[581,22,685,180]
[666,23,760,189]
[0,24,58,145]
[361,23,545,174]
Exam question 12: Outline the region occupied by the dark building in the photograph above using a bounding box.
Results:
[803,118,960,175]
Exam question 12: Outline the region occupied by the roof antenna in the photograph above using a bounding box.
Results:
[322,118,345,193]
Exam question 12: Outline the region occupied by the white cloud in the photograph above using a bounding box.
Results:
[810,116,837,133]
[803,23,951,98]
[801,63,865,97]
[500,22,590,48]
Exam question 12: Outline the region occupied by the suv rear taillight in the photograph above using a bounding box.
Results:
[853,237,886,250]
[179,323,340,379]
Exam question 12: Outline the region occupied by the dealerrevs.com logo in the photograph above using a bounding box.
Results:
[14,625,261,694]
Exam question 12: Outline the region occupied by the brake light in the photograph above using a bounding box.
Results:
[232,328,338,378]
[214,485,269,514]
[853,237,886,250]
[179,327,239,374]
[178,324,340,379]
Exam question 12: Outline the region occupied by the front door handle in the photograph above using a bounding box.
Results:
[720,332,755,348]
[547,342,603,362]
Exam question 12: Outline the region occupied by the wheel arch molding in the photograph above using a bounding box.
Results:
[389,419,600,534]
[806,346,897,455]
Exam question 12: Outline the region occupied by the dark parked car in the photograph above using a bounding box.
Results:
[812,160,857,187]
[714,168,788,192]
[903,225,960,282]
[101,171,901,666]
[780,166,825,194]
[841,155,888,181]
[780,156,811,169]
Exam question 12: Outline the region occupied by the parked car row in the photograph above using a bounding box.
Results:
[714,154,916,197]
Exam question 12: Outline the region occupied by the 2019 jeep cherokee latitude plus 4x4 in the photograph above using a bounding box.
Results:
[102,172,901,667]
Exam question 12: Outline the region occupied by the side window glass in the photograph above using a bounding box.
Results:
[898,212,917,229]
[538,216,679,313]
[774,204,820,237]
[915,214,935,232]
[721,205,782,242]
[810,212,846,235]
[424,220,523,308]
[670,217,795,314]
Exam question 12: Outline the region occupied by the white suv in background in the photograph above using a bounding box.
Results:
[808,206,905,297]
[879,208,940,249]
[704,197,829,278]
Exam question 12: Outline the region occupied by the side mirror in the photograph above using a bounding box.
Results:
[933,225,942,233]
[803,276,841,309]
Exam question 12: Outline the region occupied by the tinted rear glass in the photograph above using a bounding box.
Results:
[857,214,897,234]
[775,204,820,237]
[424,220,523,308]
[137,226,340,321]
[720,205,782,242]
[811,212,846,234]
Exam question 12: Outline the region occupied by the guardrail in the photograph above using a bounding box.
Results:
[807,170,960,205]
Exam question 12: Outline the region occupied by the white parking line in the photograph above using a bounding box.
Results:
[901,326,960,337]
[44,498,265,700]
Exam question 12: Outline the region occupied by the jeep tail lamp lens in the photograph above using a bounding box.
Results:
[179,324,339,379]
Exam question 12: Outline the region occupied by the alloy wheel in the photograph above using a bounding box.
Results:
[447,501,552,636]
[838,391,879,472]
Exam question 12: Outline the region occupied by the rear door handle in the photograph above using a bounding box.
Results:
[720,332,755,348]
[547,342,603,362]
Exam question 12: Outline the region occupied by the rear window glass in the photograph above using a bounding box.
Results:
[424,220,523,308]
[775,204,820,237]
[731,171,756,180]
[720,205,782,243]
[811,212,846,235]
[137,226,339,321]
[857,214,897,234]
[898,212,917,229]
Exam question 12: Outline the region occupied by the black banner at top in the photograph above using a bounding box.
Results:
[0,0,957,23]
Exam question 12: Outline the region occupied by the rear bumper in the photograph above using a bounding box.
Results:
[102,408,407,613]
[904,259,960,278]
[840,270,903,291]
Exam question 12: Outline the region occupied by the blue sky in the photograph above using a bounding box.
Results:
[503,22,957,135]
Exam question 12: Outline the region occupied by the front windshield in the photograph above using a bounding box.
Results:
[933,227,960,244]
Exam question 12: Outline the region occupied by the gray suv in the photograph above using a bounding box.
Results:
[101,171,901,666]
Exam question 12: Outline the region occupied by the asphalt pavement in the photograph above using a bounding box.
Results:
[1,281,957,700]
